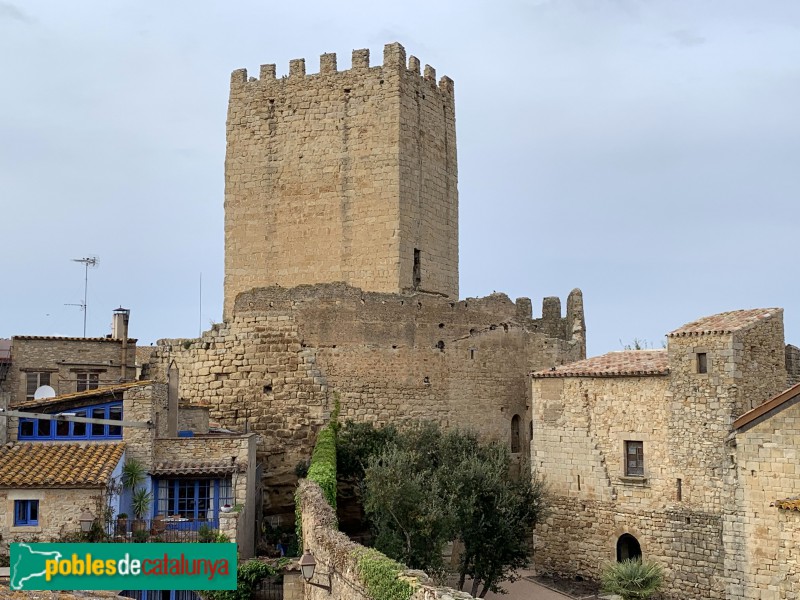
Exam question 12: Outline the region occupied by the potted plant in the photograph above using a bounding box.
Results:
[131,488,153,532]
[220,503,233,513]
[121,459,147,491]
[116,513,129,534]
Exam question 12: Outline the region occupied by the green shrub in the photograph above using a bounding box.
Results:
[353,547,414,600]
[306,426,337,509]
[601,558,664,600]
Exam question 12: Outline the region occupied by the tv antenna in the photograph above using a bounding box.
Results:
[65,256,99,337]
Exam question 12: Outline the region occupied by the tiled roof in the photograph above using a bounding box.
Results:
[733,382,800,430]
[12,335,137,343]
[0,443,125,488]
[772,497,800,511]
[14,380,152,410]
[668,309,781,337]
[151,460,237,476]
[532,350,669,378]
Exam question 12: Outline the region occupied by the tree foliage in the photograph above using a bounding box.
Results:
[339,420,546,596]
[601,558,664,600]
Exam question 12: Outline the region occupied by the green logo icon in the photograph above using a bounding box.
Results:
[10,543,237,591]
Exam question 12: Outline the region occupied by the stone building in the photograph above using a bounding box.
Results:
[0,308,137,411]
[144,43,587,520]
[0,380,259,558]
[531,308,800,599]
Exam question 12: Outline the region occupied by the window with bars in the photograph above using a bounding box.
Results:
[625,441,644,477]
[76,372,100,392]
[25,372,51,400]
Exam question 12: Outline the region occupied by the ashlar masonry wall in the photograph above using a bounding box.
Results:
[724,398,800,600]
[149,283,585,518]
[224,43,458,318]
[531,373,725,600]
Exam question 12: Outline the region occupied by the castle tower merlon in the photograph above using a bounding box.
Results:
[566,288,586,357]
[383,42,407,72]
[408,55,421,75]
[260,64,277,80]
[289,58,306,78]
[439,76,454,95]
[424,64,436,82]
[319,52,337,74]
[231,68,247,86]
[351,48,370,70]
[542,296,561,322]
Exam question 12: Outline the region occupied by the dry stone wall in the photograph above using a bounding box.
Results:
[149,283,585,517]
[224,43,458,318]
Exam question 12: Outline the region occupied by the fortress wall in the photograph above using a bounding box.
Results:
[150,284,585,517]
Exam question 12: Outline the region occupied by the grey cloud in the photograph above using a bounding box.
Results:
[669,29,706,47]
[0,1,33,23]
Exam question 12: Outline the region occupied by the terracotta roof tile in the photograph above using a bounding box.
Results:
[151,460,237,476]
[532,350,669,378]
[772,497,800,511]
[14,380,152,410]
[668,308,781,338]
[12,336,136,343]
[0,443,125,488]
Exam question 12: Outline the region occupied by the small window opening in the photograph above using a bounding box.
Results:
[436,340,445,352]
[423,376,430,385]
[625,441,644,476]
[438,323,445,329]
[685,516,691,525]
[511,414,521,453]
[677,478,682,501]
[697,352,708,374]
[469,348,475,360]
[577,474,581,491]
[616,534,642,562]
[263,384,273,394]
[413,249,421,289]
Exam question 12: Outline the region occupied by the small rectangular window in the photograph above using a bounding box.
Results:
[73,411,87,437]
[55,418,70,438]
[677,478,683,501]
[92,408,106,436]
[108,405,123,437]
[77,372,100,392]
[14,500,39,526]
[625,441,644,477]
[697,353,708,374]
[26,372,51,400]
[19,420,35,438]
[413,249,421,289]
[37,419,51,438]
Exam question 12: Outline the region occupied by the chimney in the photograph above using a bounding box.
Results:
[113,308,131,381]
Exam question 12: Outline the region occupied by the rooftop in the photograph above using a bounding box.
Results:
[0,442,125,488]
[733,382,800,431]
[668,308,781,338]
[151,459,238,477]
[11,335,136,343]
[15,380,153,410]
[532,350,669,378]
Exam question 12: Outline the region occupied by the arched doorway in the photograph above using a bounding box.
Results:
[616,533,642,562]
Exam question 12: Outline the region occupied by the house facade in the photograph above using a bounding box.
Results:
[531,308,800,599]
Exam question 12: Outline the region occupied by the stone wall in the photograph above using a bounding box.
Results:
[149,283,585,518]
[0,337,137,405]
[0,487,105,554]
[298,479,474,600]
[724,397,800,599]
[532,373,727,598]
[785,344,800,386]
[224,42,458,318]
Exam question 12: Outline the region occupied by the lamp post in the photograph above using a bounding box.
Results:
[79,509,95,534]
[298,549,332,593]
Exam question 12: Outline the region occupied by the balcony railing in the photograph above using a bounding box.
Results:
[105,518,224,543]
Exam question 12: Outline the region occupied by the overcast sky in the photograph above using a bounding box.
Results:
[1,0,798,358]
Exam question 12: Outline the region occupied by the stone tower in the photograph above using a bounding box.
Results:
[224,42,459,318]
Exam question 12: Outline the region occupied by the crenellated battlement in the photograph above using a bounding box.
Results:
[229,42,454,96]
